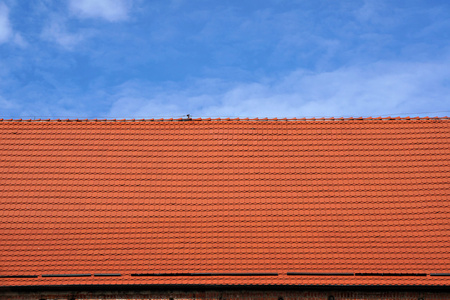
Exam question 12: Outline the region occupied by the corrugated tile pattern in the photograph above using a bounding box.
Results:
[0,118,449,287]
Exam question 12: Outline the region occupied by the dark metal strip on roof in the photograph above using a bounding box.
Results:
[355,273,427,277]
[287,273,354,276]
[213,273,278,276]
[41,274,91,278]
[131,273,278,277]
[430,273,450,276]
[93,273,121,277]
[0,275,38,278]
[131,273,191,277]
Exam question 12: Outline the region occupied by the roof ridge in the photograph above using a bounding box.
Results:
[0,116,448,122]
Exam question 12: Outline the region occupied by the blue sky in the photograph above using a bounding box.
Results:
[0,0,449,119]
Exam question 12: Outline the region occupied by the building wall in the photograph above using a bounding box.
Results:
[1,290,449,300]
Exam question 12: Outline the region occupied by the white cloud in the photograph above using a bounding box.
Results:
[12,32,26,47]
[69,0,131,22]
[0,94,16,113]
[355,0,382,23]
[39,0,131,49]
[0,3,27,47]
[41,19,91,49]
[108,59,450,119]
[0,2,12,43]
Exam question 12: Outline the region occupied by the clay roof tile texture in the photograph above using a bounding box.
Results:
[0,117,449,287]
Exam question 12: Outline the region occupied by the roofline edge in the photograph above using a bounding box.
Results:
[0,116,449,122]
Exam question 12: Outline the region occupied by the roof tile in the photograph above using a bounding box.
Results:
[0,118,449,287]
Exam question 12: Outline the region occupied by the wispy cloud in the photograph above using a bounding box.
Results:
[39,0,131,49]
[0,94,15,110]
[69,0,131,22]
[0,2,24,46]
[41,18,91,49]
[0,2,12,43]
[108,58,450,118]
[355,0,385,23]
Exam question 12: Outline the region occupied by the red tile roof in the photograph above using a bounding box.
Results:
[0,117,449,287]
